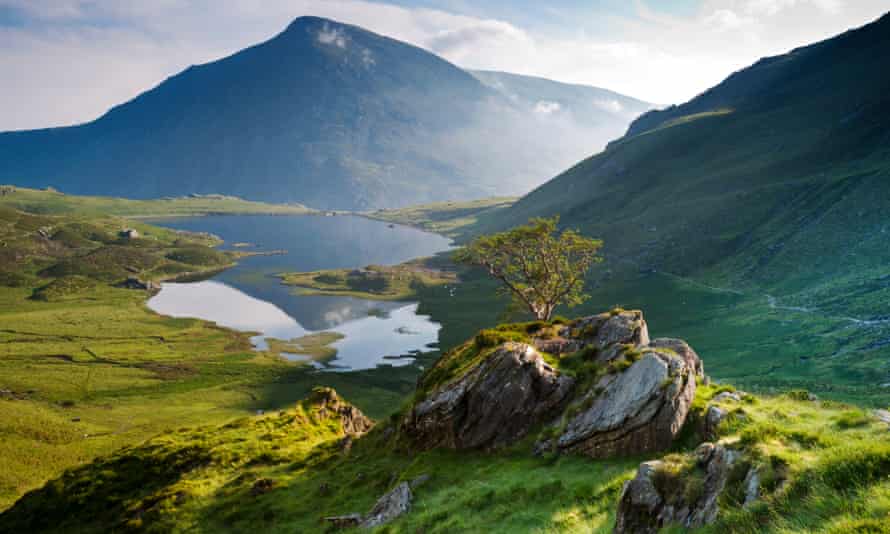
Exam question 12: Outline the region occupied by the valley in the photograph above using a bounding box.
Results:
[0,195,454,510]
[1,6,889,533]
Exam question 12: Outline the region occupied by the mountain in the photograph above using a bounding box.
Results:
[488,12,890,396]
[472,70,652,129]
[0,17,651,210]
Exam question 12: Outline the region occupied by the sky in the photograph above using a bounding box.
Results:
[0,0,887,131]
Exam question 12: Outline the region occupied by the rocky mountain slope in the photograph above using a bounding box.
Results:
[0,17,650,210]
[3,310,887,532]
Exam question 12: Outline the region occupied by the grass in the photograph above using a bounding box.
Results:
[362,197,516,239]
[4,348,890,532]
[0,205,431,511]
[0,387,640,533]
[412,262,890,406]
[280,257,457,301]
[264,332,345,362]
[0,186,315,218]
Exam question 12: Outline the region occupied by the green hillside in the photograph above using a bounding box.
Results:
[3,338,889,533]
[485,12,890,403]
[0,186,314,217]
[0,205,427,510]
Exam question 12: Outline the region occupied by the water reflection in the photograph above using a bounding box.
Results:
[146,215,451,370]
[147,280,440,370]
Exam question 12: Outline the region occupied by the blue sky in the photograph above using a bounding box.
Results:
[0,0,887,130]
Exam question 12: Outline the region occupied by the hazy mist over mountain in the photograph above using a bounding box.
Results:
[0,17,651,210]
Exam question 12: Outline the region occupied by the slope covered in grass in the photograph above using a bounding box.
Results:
[482,12,890,403]
[0,186,313,217]
[0,206,431,510]
[3,321,889,533]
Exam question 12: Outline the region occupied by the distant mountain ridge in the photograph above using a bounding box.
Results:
[0,17,651,210]
[471,70,652,127]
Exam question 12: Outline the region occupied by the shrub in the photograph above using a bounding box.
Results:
[786,389,815,401]
[835,410,870,429]
[818,442,890,490]
[474,329,528,348]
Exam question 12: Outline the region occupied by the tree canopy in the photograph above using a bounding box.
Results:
[454,217,603,321]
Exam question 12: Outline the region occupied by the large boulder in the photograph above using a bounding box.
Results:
[403,342,574,450]
[614,443,743,533]
[548,347,698,458]
[404,310,701,457]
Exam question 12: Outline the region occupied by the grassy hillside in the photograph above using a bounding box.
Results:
[483,12,890,404]
[0,205,437,511]
[3,333,888,533]
[363,197,515,238]
[0,186,314,217]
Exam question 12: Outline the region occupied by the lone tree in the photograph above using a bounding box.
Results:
[454,216,603,321]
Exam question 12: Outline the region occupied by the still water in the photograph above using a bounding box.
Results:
[146,215,452,370]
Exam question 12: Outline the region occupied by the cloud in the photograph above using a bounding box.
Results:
[593,99,624,113]
[704,9,752,30]
[534,100,561,114]
[317,23,347,48]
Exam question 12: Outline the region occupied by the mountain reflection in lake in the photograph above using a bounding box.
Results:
[145,215,451,370]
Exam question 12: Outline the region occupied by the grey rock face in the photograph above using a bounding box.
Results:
[704,405,727,440]
[554,349,697,458]
[614,442,740,533]
[361,482,413,528]
[743,466,760,508]
[404,342,574,450]
[614,461,666,534]
[405,310,700,458]
[326,482,414,529]
[648,338,704,378]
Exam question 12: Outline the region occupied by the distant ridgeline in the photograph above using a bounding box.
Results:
[0,17,650,210]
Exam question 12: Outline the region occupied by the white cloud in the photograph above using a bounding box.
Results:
[534,100,562,114]
[704,9,752,30]
[593,99,624,113]
[317,23,347,48]
[361,48,375,66]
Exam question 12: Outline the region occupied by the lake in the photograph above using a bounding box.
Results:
[146,214,452,370]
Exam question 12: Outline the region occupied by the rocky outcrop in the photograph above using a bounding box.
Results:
[307,387,374,437]
[547,347,698,458]
[325,481,415,529]
[536,310,650,362]
[404,310,702,457]
[703,405,727,441]
[403,342,574,450]
[614,442,741,533]
[648,338,703,377]
[361,482,413,528]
